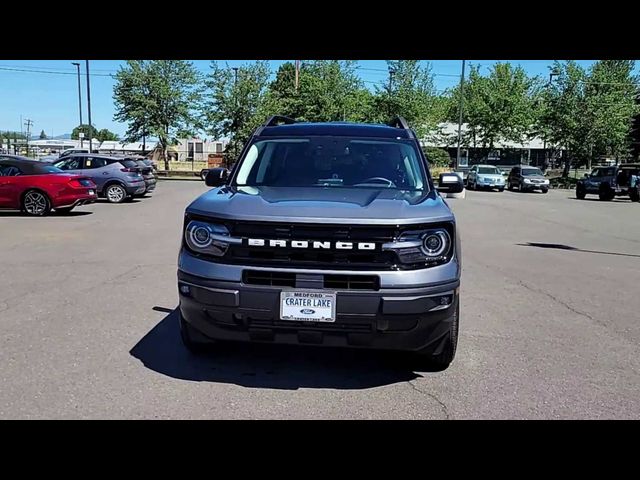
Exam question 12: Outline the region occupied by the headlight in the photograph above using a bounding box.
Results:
[389,227,453,267]
[524,178,532,183]
[184,220,230,256]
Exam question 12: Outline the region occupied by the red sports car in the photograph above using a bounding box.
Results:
[0,156,97,216]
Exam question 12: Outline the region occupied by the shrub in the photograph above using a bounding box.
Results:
[424,147,452,168]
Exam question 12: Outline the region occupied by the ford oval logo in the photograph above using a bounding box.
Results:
[300,308,315,315]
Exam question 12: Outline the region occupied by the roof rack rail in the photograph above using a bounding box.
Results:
[388,116,411,130]
[264,115,296,127]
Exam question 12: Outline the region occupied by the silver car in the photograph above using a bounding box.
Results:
[467,165,506,192]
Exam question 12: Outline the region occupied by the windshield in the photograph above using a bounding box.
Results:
[234,136,428,190]
[522,168,543,176]
[478,167,499,175]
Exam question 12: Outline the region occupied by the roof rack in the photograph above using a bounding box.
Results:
[387,116,411,130]
[263,115,296,127]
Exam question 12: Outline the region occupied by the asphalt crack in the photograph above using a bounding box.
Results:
[407,380,451,420]
[516,279,607,328]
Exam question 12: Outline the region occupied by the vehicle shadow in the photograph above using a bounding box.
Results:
[130,307,428,390]
[568,197,632,203]
[96,199,141,204]
[0,210,92,217]
[518,242,640,259]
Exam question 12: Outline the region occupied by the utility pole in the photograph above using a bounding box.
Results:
[24,118,33,157]
[455,60,466,171]
[72,62,83,148]
[85,60,93,152]
[295,60,300,91]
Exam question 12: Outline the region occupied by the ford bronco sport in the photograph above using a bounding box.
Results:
[177,116,464,369]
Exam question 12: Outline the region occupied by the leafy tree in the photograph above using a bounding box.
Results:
[96,128,119,142]
[373,60,441,137]
[267,61,373,123]
[72,123,98,140]
[449,63,541,158]
[423,147,451,167]
[39,129,47,139]
[113,60,202,170]
[201,61,272,163]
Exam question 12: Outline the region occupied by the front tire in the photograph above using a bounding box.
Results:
[497,187,504,192]
[599,186,614,201]
[410,298,459,371]
[629,188,640,202]
[576,186,586,199]
[22,190,51,216]
[179,312,212,354]
[105,184,127,204]
[541,188,549,194]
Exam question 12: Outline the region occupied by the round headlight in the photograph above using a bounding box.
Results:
[421,230,450,258]
[191,225,212,248]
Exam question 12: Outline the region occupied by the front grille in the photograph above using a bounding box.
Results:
[243,270,379,291]
[185,216,454,271]
[243,270,296,287]
[247,318,373,333]
[227,220,398,270]
[324,274,379,290]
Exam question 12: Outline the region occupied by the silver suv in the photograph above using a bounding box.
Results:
[52,154,146,203]
[177,116,463,370]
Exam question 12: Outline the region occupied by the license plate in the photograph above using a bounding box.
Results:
[280,291,336,322]
[88,189,95,195]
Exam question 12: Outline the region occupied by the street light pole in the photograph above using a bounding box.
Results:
[85,60,93,153]
[455,60,466,171]
[72,62,83,148]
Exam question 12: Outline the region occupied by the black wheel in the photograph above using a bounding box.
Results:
[576,187,586,199]
[21,190,51,216]
[105,184,127,203]
[629,188,640,203]
[507,182,514,191]
[55,207,75,214]
[519,182,527,192]
[179,312,212,354]
[410,298,459,371]
[541,188,549,194]
[599,186,614,201]
[497,187,504,192]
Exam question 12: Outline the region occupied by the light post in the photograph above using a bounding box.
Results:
[71,62,83,148]
[85,60,93,153]
[544,68,560,169]
[455,60,466,171]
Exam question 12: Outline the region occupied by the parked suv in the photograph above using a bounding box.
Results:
[177,116,464,370]
[507,165,549,193]
[576,164,640,202]
[52,154,146,203]
[131,158,157,196]
[466,164,505,191]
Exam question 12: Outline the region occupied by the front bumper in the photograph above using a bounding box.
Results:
[523,182,549,190]
[178,270,459,352]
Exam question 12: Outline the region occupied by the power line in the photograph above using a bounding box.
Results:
[0,66,113,77]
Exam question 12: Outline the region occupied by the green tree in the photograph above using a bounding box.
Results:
[39,129,47,140]
[373,60,441,137]
[449,63,541,158]
[267,61,374,123]
[201,61,272,164]
[113,60,202,170]
[96,128,119,142]
[72,124,98,140]
[423,147,451,167]
[584,60,639,167]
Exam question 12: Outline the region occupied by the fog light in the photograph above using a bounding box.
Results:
[179,284,191,295]
[439,296,451,306]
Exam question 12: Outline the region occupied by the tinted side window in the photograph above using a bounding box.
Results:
[83,157,106,169]
[119,160,138,169]
[57,157,83,170]
[0,164,22,176]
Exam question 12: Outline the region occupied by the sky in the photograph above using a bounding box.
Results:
[0,60,625,138]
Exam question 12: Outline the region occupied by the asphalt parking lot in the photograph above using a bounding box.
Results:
[1,182,639,419]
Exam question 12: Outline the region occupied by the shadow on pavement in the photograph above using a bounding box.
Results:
[0,210,92,217]
[130,307,426,390]
[518,242,640,259]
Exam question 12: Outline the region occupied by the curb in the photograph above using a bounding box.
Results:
[157,176,202,182]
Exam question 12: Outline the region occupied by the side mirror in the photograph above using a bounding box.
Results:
[438,172,464,194]
[583,173,590,179]
[205,167,230,187]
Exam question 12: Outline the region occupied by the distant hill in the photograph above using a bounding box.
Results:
[52,133,72,139]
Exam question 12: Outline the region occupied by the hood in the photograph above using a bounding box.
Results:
[523,175,547,180]
[186,186,455,225]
